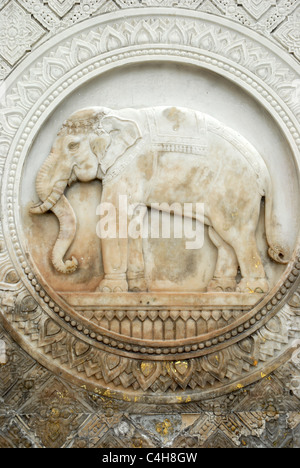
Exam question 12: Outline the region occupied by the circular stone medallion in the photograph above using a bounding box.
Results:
[1,9,300,403]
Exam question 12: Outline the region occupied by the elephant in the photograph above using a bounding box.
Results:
[29,106,288,294]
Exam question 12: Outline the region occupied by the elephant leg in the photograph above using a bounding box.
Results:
[97,191,129,293]
[127,205,148,292]
[98,238,128,292]
[127,237,148,292]
[207,227,238,292]
[233,230,269,294]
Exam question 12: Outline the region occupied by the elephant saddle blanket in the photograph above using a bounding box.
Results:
[146,107,208,156]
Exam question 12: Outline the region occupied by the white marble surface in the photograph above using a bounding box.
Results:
[22,63,298,293]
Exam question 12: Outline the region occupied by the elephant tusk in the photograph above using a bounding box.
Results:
[30,180,68,215]
[29,203,46,215]
[30,199,55,215]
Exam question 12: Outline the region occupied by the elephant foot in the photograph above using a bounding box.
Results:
[207,277,237,293]
[236,278,269,294]
[128,276,148,292]
[97,276,128,293]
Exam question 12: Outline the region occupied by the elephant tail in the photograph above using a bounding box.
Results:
[264,174,289,265]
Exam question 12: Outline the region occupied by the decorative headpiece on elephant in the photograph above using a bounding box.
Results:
[30,105,289,294]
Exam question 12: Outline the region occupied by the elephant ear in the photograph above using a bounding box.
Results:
[99,115,142,174]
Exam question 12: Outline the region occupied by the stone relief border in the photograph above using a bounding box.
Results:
[1,0,300,81]
[0,321,299,447]
[2,289,300,403]
[1,8,300,401]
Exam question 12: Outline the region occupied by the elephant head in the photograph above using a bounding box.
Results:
[30,107,142,274]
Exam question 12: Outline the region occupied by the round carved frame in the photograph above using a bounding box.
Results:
[1,8,300,403]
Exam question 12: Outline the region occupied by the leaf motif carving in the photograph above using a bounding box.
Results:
[133,361,162,391]
[101,354,129,384]
[168,359,195,389]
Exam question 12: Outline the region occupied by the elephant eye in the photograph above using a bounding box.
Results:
[68,141,80,151]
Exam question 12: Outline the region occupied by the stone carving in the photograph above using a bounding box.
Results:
[1,1,300,82]
[44,0,80,18]
[274,6,300,61]
[2,287,299,397]
[236,0,276,20]
[0,338,6,364]
[115,0,203,7]
[0,0,299,450]
[0,0,45,66]
[30,106,288,294]
[1,340,299,448]
[0,8,300,410]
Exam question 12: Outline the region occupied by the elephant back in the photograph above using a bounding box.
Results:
[146,106,268,193]
[205,112,268,190]
[146,107,208,156]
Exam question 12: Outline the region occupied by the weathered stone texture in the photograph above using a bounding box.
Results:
[1,320,300,448]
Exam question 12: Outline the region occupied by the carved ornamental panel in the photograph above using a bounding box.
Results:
[1,8,300,404]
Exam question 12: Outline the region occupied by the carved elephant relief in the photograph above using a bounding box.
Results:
[30,106,288,294]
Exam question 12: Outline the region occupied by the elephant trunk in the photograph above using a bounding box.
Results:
[51,196,78,274]
[30,151,68,214]
[30,150,78,274]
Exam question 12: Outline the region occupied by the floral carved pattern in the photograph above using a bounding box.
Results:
[0,0,45,66]
[236,0,276,20]
[274,6,300,61]
[0,1,300,77]
[2,286,299,398]
[44,0,80,18]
